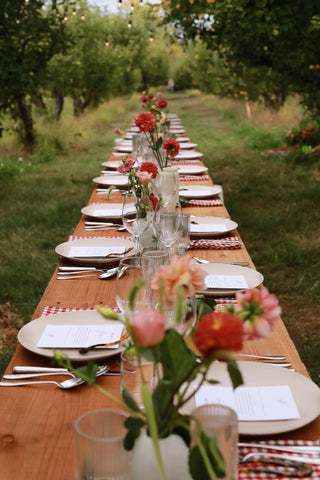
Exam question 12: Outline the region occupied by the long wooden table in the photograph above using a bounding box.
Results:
[1,129,319,479]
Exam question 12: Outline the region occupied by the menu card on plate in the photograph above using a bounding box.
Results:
[37,324,124,349]
[205,275,248,290]
[92,208,122,217]
[195,385,300,421]
[190,224,227,233]
[180,189,212,196]
[68,246,125,258]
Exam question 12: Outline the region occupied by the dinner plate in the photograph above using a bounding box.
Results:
[179,142,197,150]
[177,166,208,175]
[176,151,203,160]
[179,185,222,199]
[93,175,129,188]
[101,160,122,170]
[175,136,190,142]
[190,216,238,238]
[55,237,134,266]
[196,263,263,296]
[170,129,185,134]
[114,144,132,153]
[18,310,126,362]
[81,203,124,220]
[188,361,320,435]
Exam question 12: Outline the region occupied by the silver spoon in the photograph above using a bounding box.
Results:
[192,256,249,267]
[57,269,118,280]
[236,354,286,360]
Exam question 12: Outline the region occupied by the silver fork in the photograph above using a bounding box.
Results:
[192,256,249,266]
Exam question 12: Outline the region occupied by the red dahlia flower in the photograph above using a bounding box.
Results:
[140,161,159,179]
[163,138,180,157]
[134,112,156,132]
[158,99,168,109]
[148,194,160,211]
[194,311,244,357]
[141,95,148,103]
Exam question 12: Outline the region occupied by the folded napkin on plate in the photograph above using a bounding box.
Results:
[185,199,224,207]
[41,305,121,316]
[190,237,241,250]
[239,439,320,479]
[179,174,210,181]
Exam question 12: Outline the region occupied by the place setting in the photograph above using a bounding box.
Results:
[179,184,223,199]
[189,215,238,238]
[92,174,129,188]
[175,150,203,160]
[177,165,208,175]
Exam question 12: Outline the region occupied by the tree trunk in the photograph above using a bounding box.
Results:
[73,96,82,116]
[16,94,35,148]
[54,90,64,122]
[73,86,96,116]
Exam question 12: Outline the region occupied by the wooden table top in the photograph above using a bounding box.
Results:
[1,142,319,480]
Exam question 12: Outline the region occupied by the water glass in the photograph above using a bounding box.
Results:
[157,210,182,256]
[120,352,154,408]
[132,133,142,160]
[74,409,131,480]
[115,257,147,314]
[141,250,169,307]
[192,404,238,480]
[178,213,190,256]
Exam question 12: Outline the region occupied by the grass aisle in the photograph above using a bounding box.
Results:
[1,91,320,385]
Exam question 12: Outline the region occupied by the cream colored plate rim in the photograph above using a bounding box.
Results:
[101,161,122,169]
[175,137,190,142]
[93,175,128,187]
[178,166,208,175]
[81,203,124,219]
[179,185,222,199]
[55,237,134,266]
[190,216,238,238]
[179,142,198,149]
[18,310,125,362]
[200,361,320,435]
[197,263,263,296]
[176,151,203,159]
[114,145,132,153]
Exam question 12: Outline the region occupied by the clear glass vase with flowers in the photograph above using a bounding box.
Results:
[54,255,281,480]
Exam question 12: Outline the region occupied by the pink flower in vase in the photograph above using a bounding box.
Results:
[136,171,153,185]
[114,128,124,136]
[129,309,165,347]
[117,157,136,173]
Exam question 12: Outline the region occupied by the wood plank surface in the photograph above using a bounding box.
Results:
[1,133,319,480]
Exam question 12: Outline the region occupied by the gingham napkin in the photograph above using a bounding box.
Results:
[179,175,210,181]
[185,199,224,207]
[190,237,241,250]
[40,305,121,316]
[239,439,320,479]
[68,235,131,241]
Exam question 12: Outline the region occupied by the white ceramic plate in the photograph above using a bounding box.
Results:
[128,126,139,133]
[55,237,134,266]
[176,151,203,160]
[93,175,129,187]
[195,361,320,435]
[81,203,124,220]
[179,185,222,199]
[114,145,132,153]
[18,310,126,362]
[179,142,197,150]
[101,161,122,170]
[177,166,208,176]
[190,216,238,238]
[175,136,190,142]
[196,262,263,296]
[170,129,185,134]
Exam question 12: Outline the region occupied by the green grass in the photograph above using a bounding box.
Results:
[1,91,320,385]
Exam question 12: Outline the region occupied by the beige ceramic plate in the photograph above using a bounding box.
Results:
[175,136,190,142]
[176,151,203,160]
[190,216,238,238]
[179,185,222,199]
[81,203,124,220]
[55,237,134,266]
[186,361,320,436]
[114,144,132,153]
[179,142,197,150]
[197,262,263,296]
[93,175,129,187]
[177,166,208,175]
[18,310,126,362]
[170,129,185,134]
[101,160,122,170]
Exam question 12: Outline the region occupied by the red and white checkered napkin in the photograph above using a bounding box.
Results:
[68,235,131,241]
[215,298,237,309]
[179,174,210,181]
[40,305,121,317]
[185,199,224,207]
[171,159,202,165]
[190,237,241,250]
[238,439,320,479]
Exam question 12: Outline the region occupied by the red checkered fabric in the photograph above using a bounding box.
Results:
[190,237,241,250]
[239,439,320,479]
[68,235,131,241]
[179,175,210,181]
[186,199,224,207]
[40,306,121,316]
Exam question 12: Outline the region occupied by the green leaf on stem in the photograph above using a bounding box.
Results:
[227,359,244,389]
[123,416,145,450]
[129,279,146,312]
[122,386,142,413]
[75,360,98,386]
[189,431,226,480]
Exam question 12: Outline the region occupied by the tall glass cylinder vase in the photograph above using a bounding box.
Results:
[155,166,179,210]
